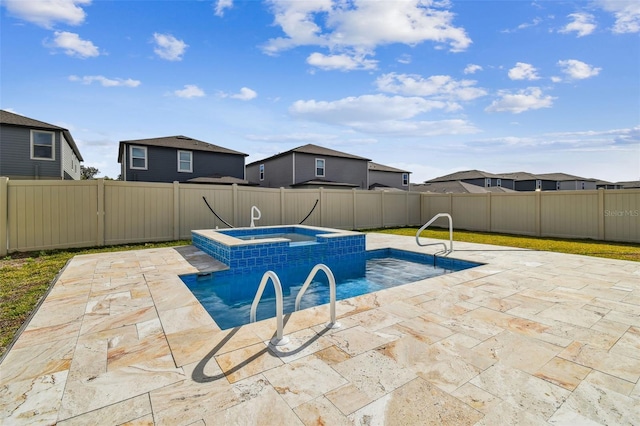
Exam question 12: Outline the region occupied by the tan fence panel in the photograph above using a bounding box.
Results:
[383,192,410,228]
[179,184,234,237]
[7,180,98,251]
[0,178,7,256]
[355,191,382,229]
[540,191,599,239]
[322,189,356,229]
[490,193,537,236]
[283,189,322,227]
[451,194,488,231]
[421,194,451,228]
[104,181,174,245]
[604,189,640,242]
[237,186,282,227]
[407,192,422,226]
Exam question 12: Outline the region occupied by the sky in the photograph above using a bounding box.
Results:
[1,0,639,183]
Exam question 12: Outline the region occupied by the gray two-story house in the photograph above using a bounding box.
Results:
[246,144,371,189]
[118,135,248,183]
[368,162,411,190]
[425,170,516,190]
[0,110,83,180]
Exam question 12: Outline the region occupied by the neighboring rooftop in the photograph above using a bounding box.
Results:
[247,143,371,166]
[425,169,505,183]
[117,135,247,162]
[411,181,516,194]
[368,162,411,173]
[0,109,84,161]
[535,172,597,182]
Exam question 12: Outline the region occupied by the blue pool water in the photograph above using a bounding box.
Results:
[235,232,317,244]
[182,248,481,329]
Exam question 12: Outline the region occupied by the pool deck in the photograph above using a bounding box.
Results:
[1,233,639,425]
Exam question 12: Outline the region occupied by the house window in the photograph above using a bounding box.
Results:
[31,130,55,160]
[315,158,325,177]
[402,173,409,186]
[556,181,560,190]
[497,178,501,187]
[485,178,491,187]
[178,150,192,173]
[536,180,542,190]
[130,146,147,170]
[259,164,264,181]
[581,182,585,190]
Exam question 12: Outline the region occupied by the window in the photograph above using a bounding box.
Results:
[178,150,192,173]
[497,178,502,187]
[556,181,561,190]
[130,146,147,170]
[485,178,491,187]
[536,180,542,190]
[315,158,325,177]
[259,164,264,181]
[581,182,585,190]
[31,130,55,160]
[402,173,409,186]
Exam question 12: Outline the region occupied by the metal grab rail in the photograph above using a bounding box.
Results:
[250,271,290,346]
[294,264,341,329]
[250,205,261,228]
[416,213,453,255]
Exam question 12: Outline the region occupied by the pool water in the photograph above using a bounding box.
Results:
[182,249,480,329]
[235,232,317,244]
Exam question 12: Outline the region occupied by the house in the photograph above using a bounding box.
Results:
[595,180,626,190]
[616,181,640,189]
[536,173,597,190]
[425,170,516,190]
[368,162,411,190]
[411,181,516,194]
[117,135,248,183]
[246,144,371,189]
[500,172,558,191]
[0,110,83,180]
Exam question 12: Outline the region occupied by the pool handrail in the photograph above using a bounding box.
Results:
[249,270,290,346]
[294,263,341,329]
[416,213,453,255]
[250,205,261,228]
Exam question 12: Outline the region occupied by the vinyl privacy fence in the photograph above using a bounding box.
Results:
[1,177,638,256]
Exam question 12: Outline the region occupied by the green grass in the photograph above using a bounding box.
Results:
[369,227,640,262]
[2,231,639,358]
[0,241,190,358]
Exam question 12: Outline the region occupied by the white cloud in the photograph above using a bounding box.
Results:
[559,13,597,37]
[375,73,487,102]
[485,87,555,114]
[306,52,377,71]
[508,62,540,80]
[174,84,205,98]
[596,0,640,33]
[3,0,90,28]
[69,75,140,87]
[557,59,601,80]
[214,0,233,17]
[263,0,471,56]
[397,54,412,64]
[463,64,482,74]
[153,33,188,61]
[501,17,542,33]
[232,87,258,100]
[50,31,99,58]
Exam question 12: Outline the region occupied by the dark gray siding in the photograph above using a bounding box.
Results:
[295,153,368,189]
[369,170,408,190]
[514,180,556,191]
[247,155,294,188]
[123,144,245,183]
[462,178,515,189]
[0,125,62,179]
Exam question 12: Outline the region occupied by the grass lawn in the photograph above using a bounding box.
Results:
[1,231,638,358]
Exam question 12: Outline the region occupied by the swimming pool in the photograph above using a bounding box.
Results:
[181,248,481,329]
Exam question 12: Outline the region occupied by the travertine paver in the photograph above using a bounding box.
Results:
[1,234,639,425]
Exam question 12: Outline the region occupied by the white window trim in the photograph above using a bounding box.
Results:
[315,158,325,177]
[485,178,491,187]
[130,145,148,170]
[497,178,502,187]
[536,179,542,189]
[30,130,55,161]
[259,164,265,181]
[177,150,193,173]
[402,173,409,186]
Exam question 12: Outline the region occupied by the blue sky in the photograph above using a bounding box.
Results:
[1,0,639,182]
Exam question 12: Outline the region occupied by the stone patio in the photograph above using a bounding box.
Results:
[1,233,639,425]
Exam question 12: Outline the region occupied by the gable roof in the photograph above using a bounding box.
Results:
[118,135,247,162]
[535,172,597,182]
[0,109,84,161]
[500,171,541,181]
[368,162,411,173]
[425,169,506,183]
[411,181,516,194]
[247,143,370,166]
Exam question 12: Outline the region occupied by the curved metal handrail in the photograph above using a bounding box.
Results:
[250,270,289,346]
[416,213,453,255]
[250,205,261,228]
[294,264,341,329]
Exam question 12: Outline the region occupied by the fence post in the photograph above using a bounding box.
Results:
[232,184,239,227]
[97,179,105,247]
[319,187,324,227]
[173,181,180,240]
[597,188,605,240]
[486,192,491,233]
[381,191,386,228]
[535,190,542,237]
[352,188,357,230]
[280,187,285,225]
[0,177,8,256]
